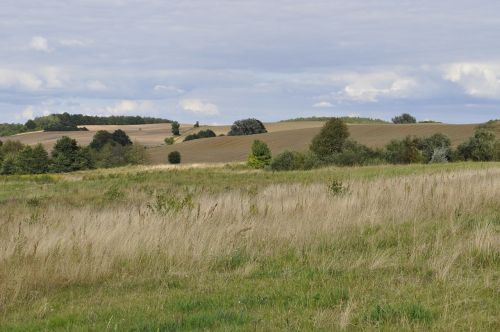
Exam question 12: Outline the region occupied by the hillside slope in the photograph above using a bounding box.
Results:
[149,123,481,164]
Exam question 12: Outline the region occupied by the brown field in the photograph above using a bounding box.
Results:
[149,123,483,164]
[4,121,497,164]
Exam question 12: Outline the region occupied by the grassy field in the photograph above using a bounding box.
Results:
[5,122,494,164]
[1,162,499,331]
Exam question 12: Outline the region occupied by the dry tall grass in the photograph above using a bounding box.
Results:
[1,168,499,312]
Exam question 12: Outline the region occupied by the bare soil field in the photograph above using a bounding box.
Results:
[149,123,482,164]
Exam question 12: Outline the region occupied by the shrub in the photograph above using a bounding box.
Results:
[194,121,200,128]
[125,143,150,165]
[247,140,272,169]
[385,136,422,164]
[164,137,175,145]
[0,155,16,175]
[168,151,181,164]
[90,130,133,151]
[171,121,180,136]
[228,119,267,136]
[183,129,216,142]
[494,140,500,161]
[416,133,452,162]
[457,129,496,161]
[329,140,382,166]
[392,113,416,124]
[310,118,349,160]
[430,147,449,163]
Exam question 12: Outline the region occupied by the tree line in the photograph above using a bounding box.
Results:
[0,129,148,175]
[1,113,172,137]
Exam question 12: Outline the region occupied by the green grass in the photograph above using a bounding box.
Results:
[1,162,499,331]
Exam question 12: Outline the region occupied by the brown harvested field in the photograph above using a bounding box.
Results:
[3,121,326,151]
[5,121,497,164]
[149,123,486,164]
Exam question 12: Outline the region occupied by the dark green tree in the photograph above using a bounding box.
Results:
[171,121,180,136]
[111,129,132,146]
[392,113,417,124]
[168,151,181,164]
[228,119,267,136]
[457,129,496,161]
[385,136,422,164]
[1,155,16,175]
[89,130,115,151]
[310,118,350,159]
[51,136,92,173]
[25,119,37,130]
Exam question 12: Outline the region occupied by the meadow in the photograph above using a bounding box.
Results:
[1,162,499,331]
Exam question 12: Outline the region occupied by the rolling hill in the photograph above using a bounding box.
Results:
[148,123,484,164]
[4,121,498,164]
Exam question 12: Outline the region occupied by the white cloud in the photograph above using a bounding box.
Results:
[21,106,35,120]
[104,100,153,115]
[59,38,92,47]
[29,36,51,52]
[0,68,43,90]
[179,99,219,115]
[333,72,418,102]
[87,80,107,91]
[40,67,65,88]
[312,101,333,108]
[443,62,500,98]
[154,85,184,94]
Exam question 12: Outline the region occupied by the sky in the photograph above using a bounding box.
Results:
[1,0,500,124]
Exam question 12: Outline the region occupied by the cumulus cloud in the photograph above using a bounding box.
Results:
[87,80,107,91]
[334,72,418,102]
[443,62,500,98]
[312,101,333,108]
[29,36,51,52]
[179,99,219,115]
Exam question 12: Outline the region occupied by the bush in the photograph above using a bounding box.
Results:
[415,133,452,162]
[457,129,496,161]
[168,151,181,164]
[392,113,416,124]
[385,136,422,164]
[171,121,180,136]
[430,147,449,163]
[247,140,272,169]
[194,121,200,128]
[90,130,132,151]
[310,118,349,160]
[228,119,267,136]
[495,140,500,161]
[164,137,175,145]
[0,155,16,175]
[183,129,216,142]
[328,140,383,166]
